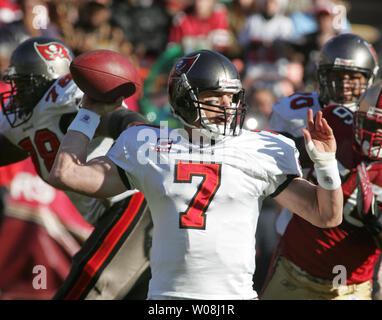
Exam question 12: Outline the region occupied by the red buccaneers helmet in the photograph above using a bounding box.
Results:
[317,33,379,111]
[1,37,73,127]
[353,81,382,160]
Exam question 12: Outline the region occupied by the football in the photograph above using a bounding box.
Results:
[70,49,142,103]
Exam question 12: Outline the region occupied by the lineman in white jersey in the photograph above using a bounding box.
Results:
[0,37,152,299]
[269,33,379,234]
[49,49,343,299]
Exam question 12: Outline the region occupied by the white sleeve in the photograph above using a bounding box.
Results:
[262,133,302,196]
[268,97,307,138]
[42,76,83,116]
[106,127,139,189]
[268,107,292,133]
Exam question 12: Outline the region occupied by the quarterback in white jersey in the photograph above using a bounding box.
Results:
[49,50,343,299]
[0,37,152,300]
[108,126,301,299]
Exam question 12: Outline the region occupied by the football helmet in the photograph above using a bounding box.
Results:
[168,50,247,138]
[353,81,382,160]
[1,37,73,127]
[317,33,379,111]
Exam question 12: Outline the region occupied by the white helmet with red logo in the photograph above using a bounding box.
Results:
[1,36,73,127]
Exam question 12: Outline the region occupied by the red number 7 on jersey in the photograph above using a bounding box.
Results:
[175,161,222,229]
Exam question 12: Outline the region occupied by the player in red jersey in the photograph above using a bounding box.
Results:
[261,82,382,300]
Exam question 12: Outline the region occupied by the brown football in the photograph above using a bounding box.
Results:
[70,49,142,103]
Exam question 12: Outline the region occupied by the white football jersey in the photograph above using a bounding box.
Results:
[107,125,302,299]
[0,74,133,224]
[269,91,322,138]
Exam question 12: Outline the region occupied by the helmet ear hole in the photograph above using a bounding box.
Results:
[174,88,199,124]
[185,91,199,122]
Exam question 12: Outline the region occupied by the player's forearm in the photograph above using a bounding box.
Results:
[48,131,91,192]
[49,102,130,198]
[49,131,128,198]
[316,185,343,227]
[275,178,342,228]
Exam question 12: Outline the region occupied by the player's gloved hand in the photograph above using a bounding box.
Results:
[301,109,341,190]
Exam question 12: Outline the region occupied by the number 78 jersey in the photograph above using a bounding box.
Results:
[0,74,82,178]
[107,125,302,299]
[0,74,116,224]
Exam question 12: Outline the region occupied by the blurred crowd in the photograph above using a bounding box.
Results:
[1,0,381,130]
[0,0,381,299]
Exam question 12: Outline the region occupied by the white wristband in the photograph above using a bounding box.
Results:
[314,161,342,190]
[67,108,101,140]
[305,141,341,190]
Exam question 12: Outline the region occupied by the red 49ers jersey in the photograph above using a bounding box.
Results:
[281,104,382,284]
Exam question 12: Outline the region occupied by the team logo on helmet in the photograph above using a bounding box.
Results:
[173,54,200,77]
[34,42,71,63]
